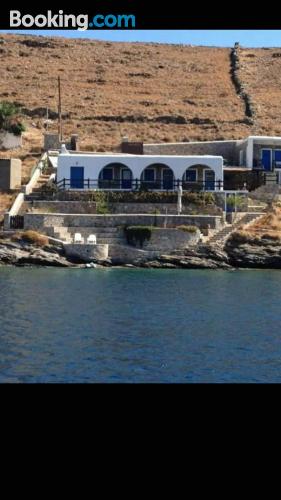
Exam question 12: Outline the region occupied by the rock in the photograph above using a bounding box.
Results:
[0,240,73,267]
[225,238,281,268]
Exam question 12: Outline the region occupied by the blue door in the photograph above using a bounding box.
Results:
[144,168,155,189]
[144,168,155,182]
[262,150,271,171]
[205,171,215,190]
[274,150,281,167]
[70,167,84,189]
[101,167,113,188]
[163,169,174,190]
[121,169,132,189]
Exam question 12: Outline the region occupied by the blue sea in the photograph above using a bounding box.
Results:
[0,267,280,383]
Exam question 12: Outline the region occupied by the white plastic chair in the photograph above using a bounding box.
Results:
[74,233,84,244]
[87,234,97,245]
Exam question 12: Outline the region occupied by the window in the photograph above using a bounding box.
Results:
[185,169,197,182]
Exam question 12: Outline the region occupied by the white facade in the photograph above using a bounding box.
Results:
[57,151,224,191]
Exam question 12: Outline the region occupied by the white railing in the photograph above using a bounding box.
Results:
[24,152,48,195]
[4,192,25,230]
[4,152,49,230]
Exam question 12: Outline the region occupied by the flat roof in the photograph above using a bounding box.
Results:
[249,136,281,141]
[224,167,249,171]
[59,153,223,160]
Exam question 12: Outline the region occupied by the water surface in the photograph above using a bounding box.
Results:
[0,267,280,383]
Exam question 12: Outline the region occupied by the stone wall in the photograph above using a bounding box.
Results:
[109,202,222,216]
[108,245,158,264]
[230,42,255,120]
[44,133,79,151]
[64,243,108,262]
[143,140,240,164]
[108,228,200,262]
[24,213,223,231]
[24,201,97,214]
[142,228,200,251]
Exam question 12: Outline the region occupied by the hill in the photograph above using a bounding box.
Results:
[1,34,281,162]
[0,34,253,151]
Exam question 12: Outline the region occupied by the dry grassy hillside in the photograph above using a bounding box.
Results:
[0,33,252,152]
[239,47,281,136]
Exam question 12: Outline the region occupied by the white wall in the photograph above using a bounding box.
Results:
[0,132,22,150]
[57,153,224,189]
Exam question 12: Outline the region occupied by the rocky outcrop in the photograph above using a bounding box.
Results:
[1,234,281,270]
[225,236,281,268]
[19,39,56,49]
[142,245,232,269]
[0,240,73,267]
[22,107,71,119]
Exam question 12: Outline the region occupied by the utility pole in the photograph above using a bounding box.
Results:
[46,107,49,131]
[58,76,62,141]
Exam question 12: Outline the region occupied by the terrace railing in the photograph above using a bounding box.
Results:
[55,178,224,191]
[253,160,281,170]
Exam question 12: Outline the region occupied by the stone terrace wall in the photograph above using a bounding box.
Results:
[109,202,222,215]
[22,201,97,214]
[143,228,200,251]
[24,213,223,232]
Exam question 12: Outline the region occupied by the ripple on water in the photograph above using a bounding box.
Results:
[0,267,281,382]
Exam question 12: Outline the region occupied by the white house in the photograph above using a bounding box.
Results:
[56,147,224,191]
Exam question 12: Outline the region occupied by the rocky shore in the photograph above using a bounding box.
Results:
[1,234,281,270]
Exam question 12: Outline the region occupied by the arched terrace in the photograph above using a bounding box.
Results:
[140,164,175,190]
[98,163,133,189]
[182,165,219,191]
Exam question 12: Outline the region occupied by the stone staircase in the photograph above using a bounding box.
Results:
[248,199,267,213]
[207,212,265,246]
[25,174,52,201]
[264,171,278,186]
[48,225,125,245]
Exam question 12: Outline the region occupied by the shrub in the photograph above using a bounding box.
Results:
[261,233,281,241]
[17,230,49,247]
[176,225,198,233]
[8,121,26,136]
[95,191,109,214]
[228,230,252,244]
[226,194,246,212]
[124,226,152,248]
[0,101,25,135]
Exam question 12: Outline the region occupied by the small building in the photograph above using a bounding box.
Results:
[141,135,281,175]
[44,133,79,152]
[0,158,22,190]
[56,147,224,192]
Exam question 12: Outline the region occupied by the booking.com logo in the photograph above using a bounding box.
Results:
[10,10,136,30]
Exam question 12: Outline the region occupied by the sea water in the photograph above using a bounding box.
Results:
[0,267,280,383]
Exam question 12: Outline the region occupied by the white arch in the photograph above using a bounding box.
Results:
[139,162,174,178]
[96,162,133,179]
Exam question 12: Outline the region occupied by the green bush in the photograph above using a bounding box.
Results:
[124,226,153,248]
[8,122,26,136]
[95,191,110,214]
[105,191,216,205]
[176,225,198,233]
